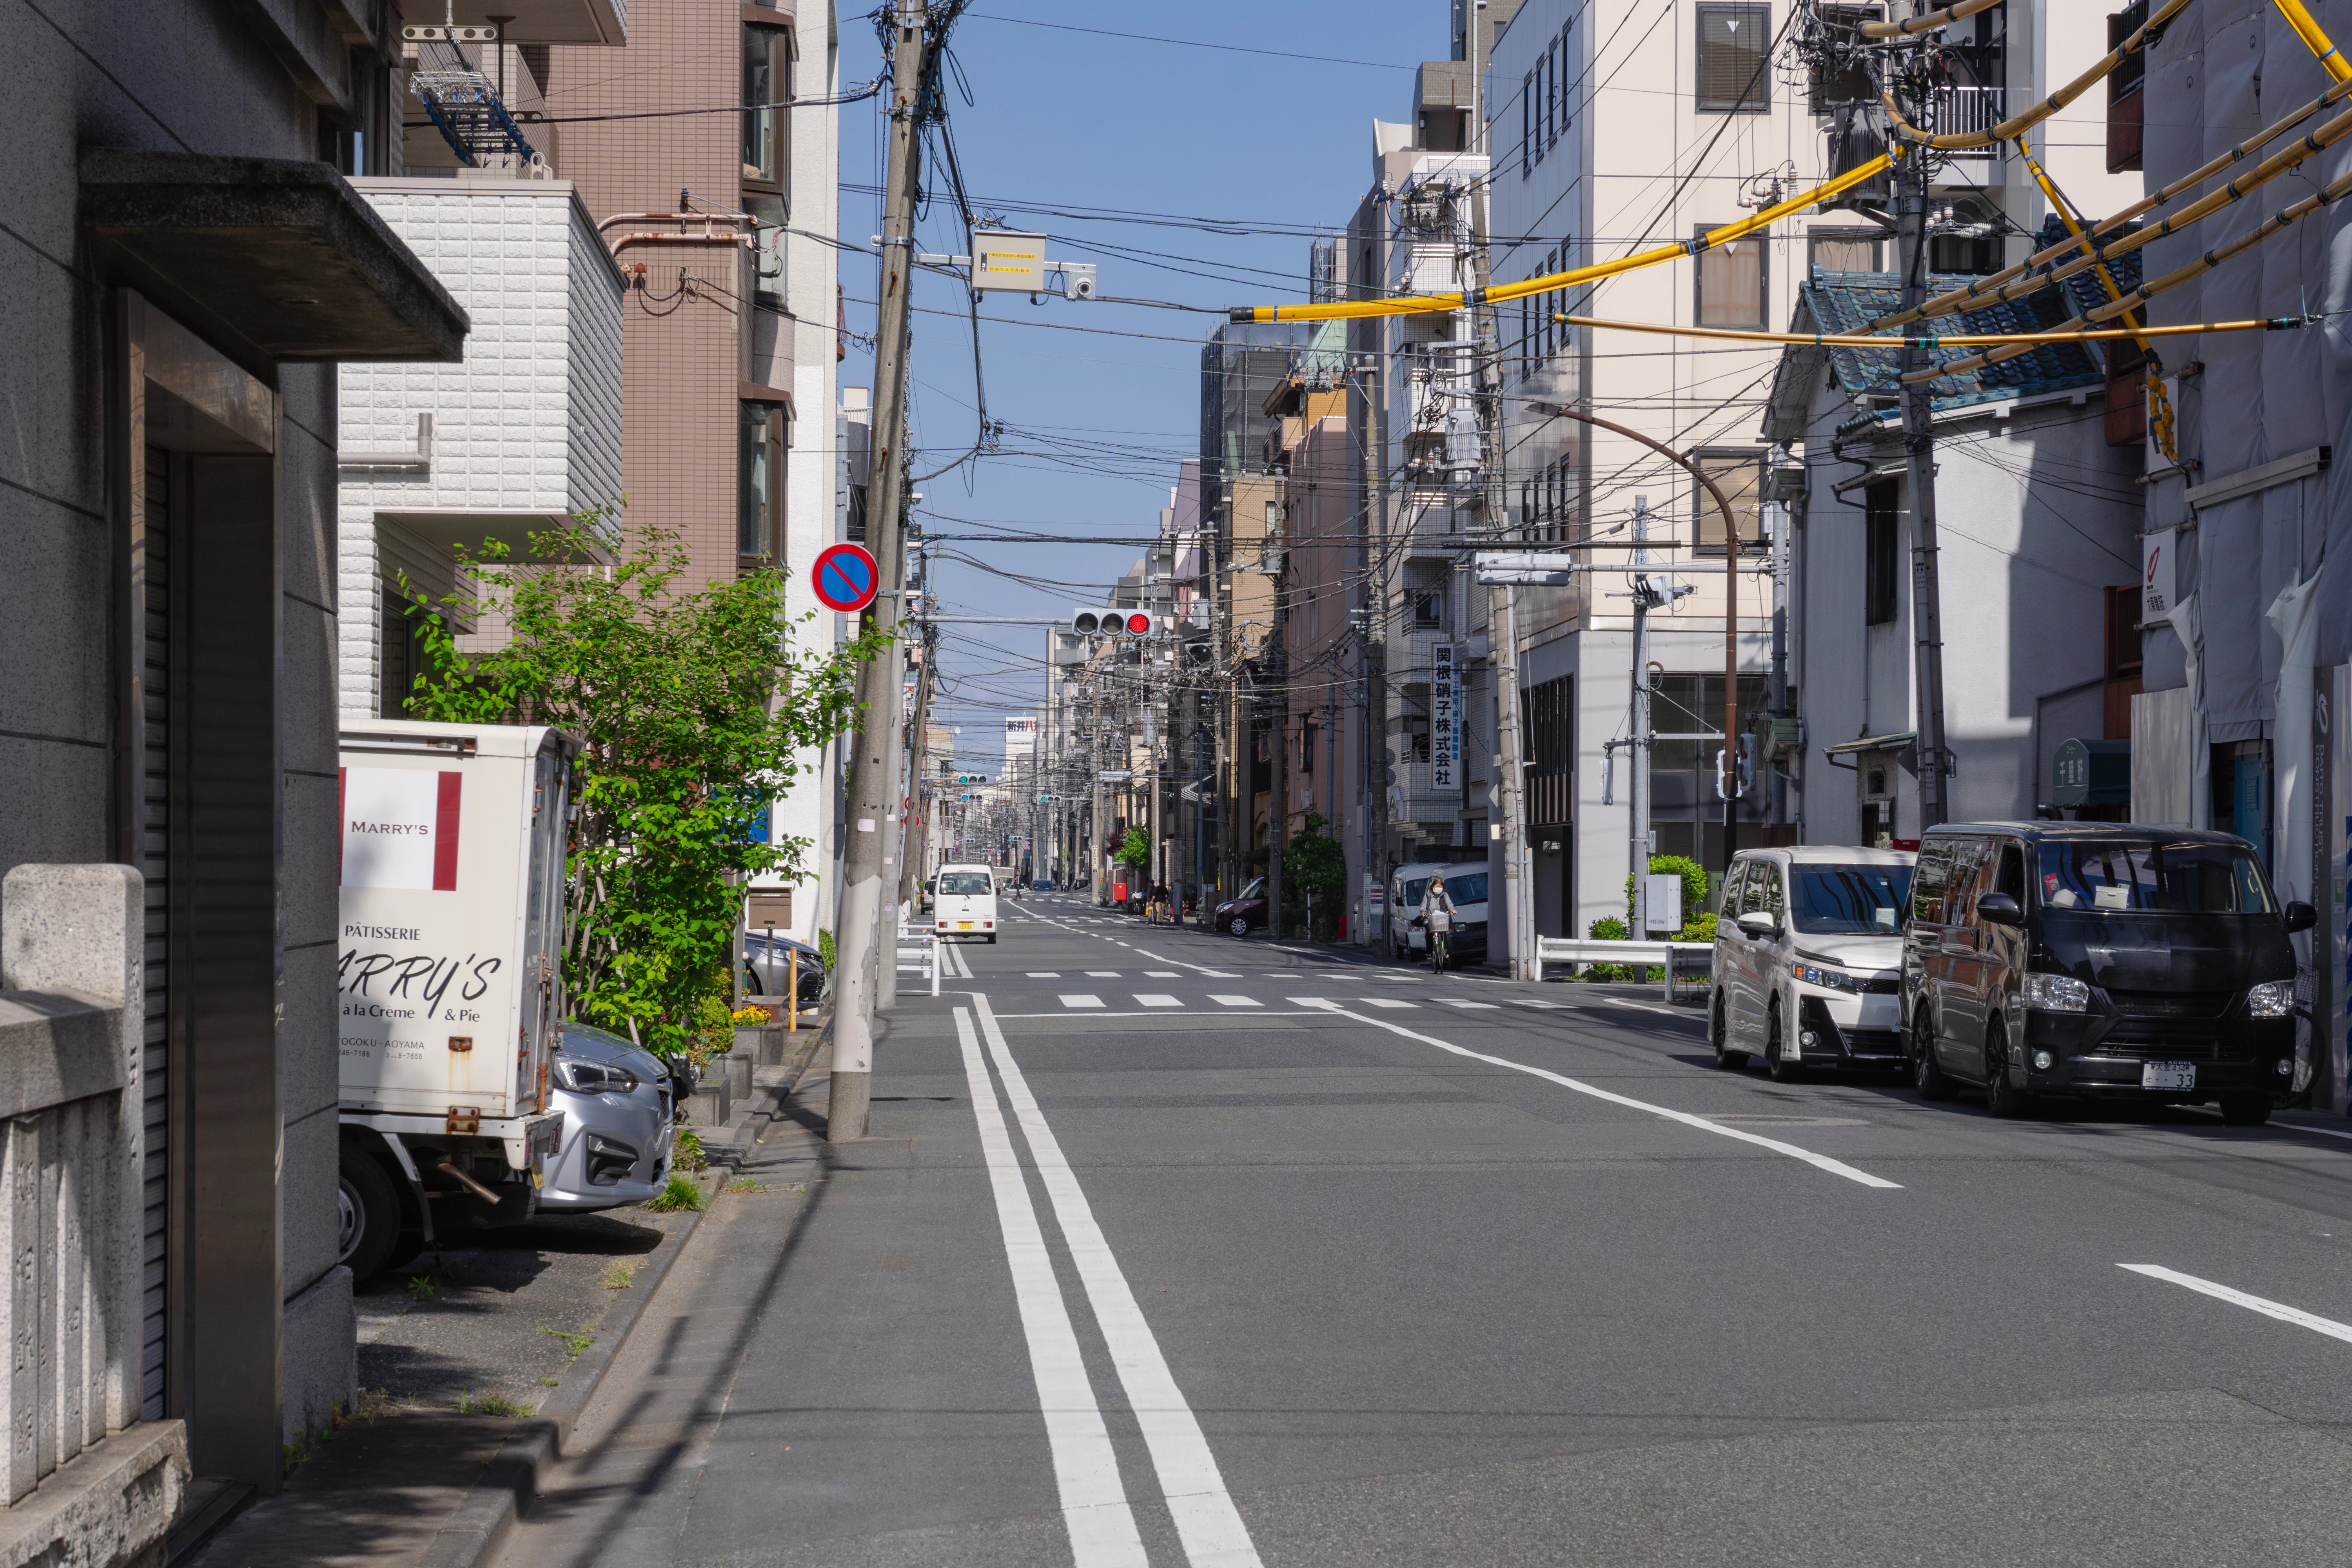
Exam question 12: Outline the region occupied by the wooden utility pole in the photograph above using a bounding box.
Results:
[829,0,931,1141]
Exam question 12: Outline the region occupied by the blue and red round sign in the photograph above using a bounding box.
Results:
[811,542,880,613]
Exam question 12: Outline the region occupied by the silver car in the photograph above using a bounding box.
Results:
[1710,847,1916,1080]
[541,1021,675,1211]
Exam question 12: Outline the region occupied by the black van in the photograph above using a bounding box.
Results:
[1902,823,2314,1123]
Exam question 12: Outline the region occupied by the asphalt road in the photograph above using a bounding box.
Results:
[493,897,2352,1568]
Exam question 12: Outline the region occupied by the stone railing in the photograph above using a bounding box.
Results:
[0,865,183,1568]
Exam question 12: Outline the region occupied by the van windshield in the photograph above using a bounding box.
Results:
[938,871,994,896]
[2038,840,2273,915]
[1440,872,1490,905]
[1792,865,1913,934]
[1400,878,1430,907]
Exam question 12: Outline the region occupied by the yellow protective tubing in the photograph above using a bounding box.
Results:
[1876,71,2352,327]
[1880,0,2194,151]
[1907,156,2350,383]
[1227,153,1893,324]
[1550,312,2300,350]
[2276,0,2352,82]
[1858,0,2004,40]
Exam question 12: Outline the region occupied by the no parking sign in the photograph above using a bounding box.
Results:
[812,543,880,613]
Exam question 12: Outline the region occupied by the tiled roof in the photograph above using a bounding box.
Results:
[1799,265,2104,413]
[2037,213,2146,317]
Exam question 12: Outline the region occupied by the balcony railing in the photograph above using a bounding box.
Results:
[1929,84,2006,146]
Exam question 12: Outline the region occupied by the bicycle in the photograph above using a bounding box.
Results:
[1428,925,1450,973]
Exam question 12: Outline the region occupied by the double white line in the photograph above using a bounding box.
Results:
[954,993,1263,1568]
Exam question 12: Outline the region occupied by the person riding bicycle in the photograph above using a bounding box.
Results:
[1418,874,1459,970]
[1146,880,1171,924]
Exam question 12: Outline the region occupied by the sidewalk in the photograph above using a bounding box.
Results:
[183,1026,830,1568]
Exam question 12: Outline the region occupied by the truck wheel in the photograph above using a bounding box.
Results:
[339,1150,402,1284]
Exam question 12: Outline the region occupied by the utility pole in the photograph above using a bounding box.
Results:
[829,0,931,1142]
[1891,85,1950,833]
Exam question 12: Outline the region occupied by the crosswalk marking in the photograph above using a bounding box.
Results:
[1135,994,1182,1008]
[1515,1000,1562,1009]
[1210,995,1260,1007]
[1060,995,1105,1009]
[1086,971,1122,977]
[1199,970,1242,978]
[1027,971,1061,978]
[1439,999,1500,1010]
[1359,998,1417,1009]
[1284,998,1333,1008]
[1145,971,1178,978]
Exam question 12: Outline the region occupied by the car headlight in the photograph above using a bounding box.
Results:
[2022,972,2091,1013]
[1789,960,1863,994]
[2247,980,2294,1018]
[553,1057,640,1095]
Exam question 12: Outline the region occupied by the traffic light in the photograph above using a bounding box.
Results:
[1071,608,1162,637]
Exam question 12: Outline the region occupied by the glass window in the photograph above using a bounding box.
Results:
[938,871,993,896]
[1447,871,1490,905]
[2038,840,2276,914]
[1865,481,1899,624]
[1944,838,1989,924]
[1697,3,1771,113]
[1808,228,1884,274]
[1791,864,1913,934]
[1696,232,1766,328]
[739,402,783,561]
[1400,877,1430,908]
[1756,862,1785,922]
[1910,839,1953,924]
[742,26,786,187]
[1693,450,1764,552]
[1240,877,1267,901]
[1718,860,1749,916]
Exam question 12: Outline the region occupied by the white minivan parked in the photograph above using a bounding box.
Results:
[934,862,1000,943]
[1710,846,1915,1080]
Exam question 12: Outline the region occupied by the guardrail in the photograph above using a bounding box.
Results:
[896,922,939,997]
[1534,937,1713,1002]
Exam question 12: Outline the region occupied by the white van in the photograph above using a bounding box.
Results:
[935,862,1000,942]
[1389,860,1491,962]
[1710,846,1915,1080]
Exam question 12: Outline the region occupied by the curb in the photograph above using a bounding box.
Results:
[411,1018,833,1568]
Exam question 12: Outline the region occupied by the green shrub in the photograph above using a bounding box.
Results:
[646,1172,707,1213]
[817,929,836,968]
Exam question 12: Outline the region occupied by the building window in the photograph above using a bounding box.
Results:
[1521,71,1535,175]
[1865,480,1899,624]
[1414,589,1443,628]
[1697,4,1771,114]
[1695,229,1766,327]
[742,25,789,191]
[1929,231,2001,274]
[1692,450,1765,554]
[1808,227,1884,275]
[740,401,785,564]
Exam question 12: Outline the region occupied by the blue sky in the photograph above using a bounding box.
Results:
[835,0,1445,773]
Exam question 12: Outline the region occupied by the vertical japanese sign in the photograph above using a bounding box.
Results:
[1431,642,1460,790]
[2142,527,2175,620]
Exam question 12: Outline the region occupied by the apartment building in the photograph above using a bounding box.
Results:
[2113,0,2352,1113]
[539,0,848,946]
[1484,0,2125,946]
[0,0,530,1554]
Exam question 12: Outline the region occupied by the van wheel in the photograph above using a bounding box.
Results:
[1711,993,1749,1069]
[2220,1093,2273,1127]
[1766,1005,1803,1082]
[339,1150,402,1285]
[1984,1025,2030,1118]
[1913,1013,1958,1101]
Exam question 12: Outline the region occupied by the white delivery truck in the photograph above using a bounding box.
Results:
[335,720,579,1280]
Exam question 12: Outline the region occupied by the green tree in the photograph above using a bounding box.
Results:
[1113,826,1152,869]
[1287,813,1348,938]
[401,512,883,1055]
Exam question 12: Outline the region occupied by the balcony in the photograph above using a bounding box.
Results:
[1928,85,2006,156]
[424,0,626,45]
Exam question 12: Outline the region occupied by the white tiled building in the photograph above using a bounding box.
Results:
[337,177,626,717]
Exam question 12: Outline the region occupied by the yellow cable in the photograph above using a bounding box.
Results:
[2276,0,2352,82]
[1551,312,2298,350]
[1229,154,1892,325]
[1858,0,2004,40]
[1876,71,2352,327]
[1881,0,2193,151]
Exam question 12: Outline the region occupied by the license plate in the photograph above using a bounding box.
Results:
[2142,1061,2197,1091]
[957,921,974,929]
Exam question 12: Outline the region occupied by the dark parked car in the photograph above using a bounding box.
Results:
[1903,823,2314,1123]
[1214,877,1268,936]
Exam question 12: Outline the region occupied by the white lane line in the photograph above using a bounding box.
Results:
[1028,972,1063,978]
[994,1011,1330,1019]
[1086,971,1122,978]
[1145,971,1179,978]
[1358,998,1418,1010]
[1210,996,1261,1007]
[973,995,1266,1568]
[1514,1000,1563,1010]
[1284,997,1334,1008]
[1292,1001,1901,1189]
[1437,999,1500,1011]
[1135,995,1183,1008]
[951,1008,1148,1566]
[1060,995,1105,1009]
[2119,1264,2352,1345]
[1126,946,1246,980]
